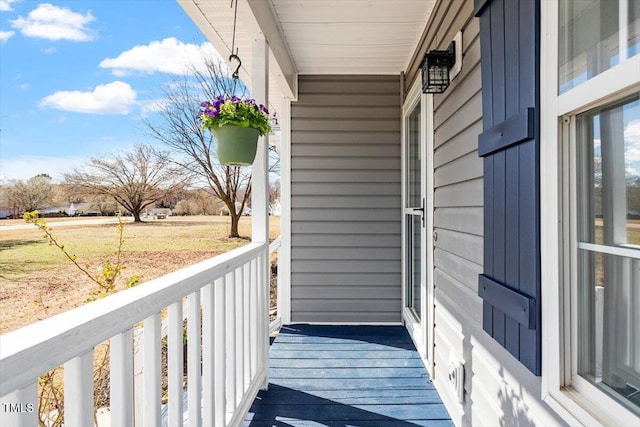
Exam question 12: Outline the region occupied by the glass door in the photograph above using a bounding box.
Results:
[405,102,424,319]
[402,83,432,366]
[402,79,434,374]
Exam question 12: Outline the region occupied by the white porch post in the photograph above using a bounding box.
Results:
[251,36,270,391]
[252,37,269,245]
[279,98,292,324]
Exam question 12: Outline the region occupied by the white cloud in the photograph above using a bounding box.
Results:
[139,98,168,117]
[39,81,137,114]
[625,118,640,145]
[625,119,640,176]
[99,38,226,76]
[0,0,19,12]
[10,3,96,41]
[0,30,14,43]
[0,155,89,182]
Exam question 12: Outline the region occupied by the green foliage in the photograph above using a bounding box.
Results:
[23,211,140,299]
[23,211,142,424]
[199,97,272,136]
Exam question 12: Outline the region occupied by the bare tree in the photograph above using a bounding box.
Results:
[0,175,54,214]
[64,145,182,222]
[89,195,119,216]
[190,188,217,215]
[145,56,277,237]
[269,182,281,206]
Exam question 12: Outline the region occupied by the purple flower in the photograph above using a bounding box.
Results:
[259,104,269,115]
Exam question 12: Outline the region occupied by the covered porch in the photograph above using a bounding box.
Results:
[6,0,633,425]
[245,325,452,426]
[0,1,456,425]
[1,0,471,426]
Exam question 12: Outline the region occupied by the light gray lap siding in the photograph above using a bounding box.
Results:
[290,75,402,323]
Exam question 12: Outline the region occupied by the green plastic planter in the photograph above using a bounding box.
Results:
[212,125,260,166]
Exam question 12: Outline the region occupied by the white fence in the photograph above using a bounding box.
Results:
[0,241,278,427]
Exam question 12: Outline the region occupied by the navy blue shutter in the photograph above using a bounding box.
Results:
[474,0,541,375]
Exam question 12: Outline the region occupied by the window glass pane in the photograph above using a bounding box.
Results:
[406,104,421,208]
[559,0,620,93]
[578,96,640,245]
[578,251,640,412]
[406,215,421,318]
[626,100,640,244]
[629,0,640,57]
[559,0,638,93]
[577,95,640,414]
[404,102,422,319]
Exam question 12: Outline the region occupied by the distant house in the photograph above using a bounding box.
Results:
[66,203,101,217]
[39,207,67,217]
[269,200,281,216]
[149,208,172,219]
[218,201,250,216]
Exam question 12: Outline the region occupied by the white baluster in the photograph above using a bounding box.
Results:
[214,277,227,425]
[226,271,237,414]
[250,258,258,377]
[111,329,133,426]
[243,262,251,387]
[0,383,37,427]
[143,314,161,427]
[168,302,184,427]
[187,291,201,427]
[236,265,245,398]
[201,283,214,427]
[260,252,270,390]
[64,351,94,427]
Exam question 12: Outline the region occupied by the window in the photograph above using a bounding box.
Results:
[541,0,640,424]
[559,0,640,93]
[576,95,640,414]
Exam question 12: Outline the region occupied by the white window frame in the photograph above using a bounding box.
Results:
[541,1,640,425]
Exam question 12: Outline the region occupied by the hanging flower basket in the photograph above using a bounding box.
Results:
[212,125,260,166]
[199,96,272,166]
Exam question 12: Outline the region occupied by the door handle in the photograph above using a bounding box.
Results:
[411,198,426,228]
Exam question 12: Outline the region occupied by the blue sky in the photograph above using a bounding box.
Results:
[0,0,219,182]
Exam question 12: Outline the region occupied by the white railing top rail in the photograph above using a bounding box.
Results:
[0,242,267,398]
[269,236,281,254]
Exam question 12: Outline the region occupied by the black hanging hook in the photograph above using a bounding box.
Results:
[229,52,241,80]
[228,0,241,81]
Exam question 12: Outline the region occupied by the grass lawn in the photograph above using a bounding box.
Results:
[0,215,280,334]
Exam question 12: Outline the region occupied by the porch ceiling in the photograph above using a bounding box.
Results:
[270,0,435,75]
[178,0,435,100]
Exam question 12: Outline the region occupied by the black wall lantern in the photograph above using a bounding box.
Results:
[420,41,456,94]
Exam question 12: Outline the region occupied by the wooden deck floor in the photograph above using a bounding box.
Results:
[243,325,453,427]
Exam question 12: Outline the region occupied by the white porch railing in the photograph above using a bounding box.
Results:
[0,240,276,427]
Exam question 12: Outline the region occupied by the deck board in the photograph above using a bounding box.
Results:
[243,325,453,427]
